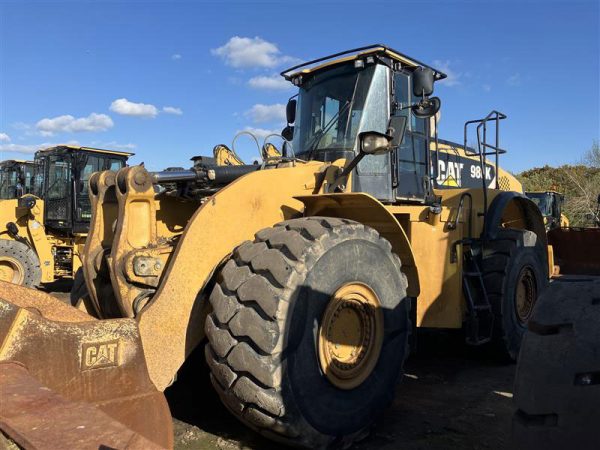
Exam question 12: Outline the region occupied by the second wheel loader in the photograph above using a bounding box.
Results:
[0,145,132,287]
[526,190,569,229]
[0,45,554,449]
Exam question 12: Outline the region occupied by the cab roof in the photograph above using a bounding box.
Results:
[0,159,33,165]
[36,145,134,158]
[281,44,447,82]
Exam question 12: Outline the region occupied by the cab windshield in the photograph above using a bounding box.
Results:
[293,63,388,159]
[528,193,552,216]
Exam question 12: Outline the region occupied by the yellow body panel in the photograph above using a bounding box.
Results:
[434,141,522,192]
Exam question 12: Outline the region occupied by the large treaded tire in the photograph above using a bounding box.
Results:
[70,268,98,316]
[204,217,410,448]
[0,239,41,287]
[482,229,548,360]
[512,278,600,450]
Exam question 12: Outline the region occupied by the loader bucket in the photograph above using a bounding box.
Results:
[548,227,600,276]
[0,282,173,449]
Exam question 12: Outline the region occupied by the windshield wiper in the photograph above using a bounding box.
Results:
[305,100,352,160]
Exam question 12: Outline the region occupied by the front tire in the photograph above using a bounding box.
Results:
[0,239,41,287]
[205,217,410,448]
[70,268,97,316]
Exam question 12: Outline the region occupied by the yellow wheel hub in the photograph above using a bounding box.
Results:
[318,282,384,390]
[515,266,536,324]
[0,256,25,285]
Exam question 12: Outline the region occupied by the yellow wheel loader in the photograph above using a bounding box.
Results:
[0,145,132,287]
[0,45,553,449]
[526,190,569,229]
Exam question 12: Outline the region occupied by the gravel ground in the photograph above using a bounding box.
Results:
[166,331,515,450]
[48,289,516,450]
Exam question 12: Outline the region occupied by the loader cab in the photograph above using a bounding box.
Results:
[526,191,564,230]
[34,145,132,234]
[283,45,446,203]
[0,160,35,199]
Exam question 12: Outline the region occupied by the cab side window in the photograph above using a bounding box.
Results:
[393,72,428,200]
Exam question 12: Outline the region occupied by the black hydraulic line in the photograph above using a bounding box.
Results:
[210,165,261,184]
[150,164,261,185]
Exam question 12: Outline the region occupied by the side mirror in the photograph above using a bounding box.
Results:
[281,126,294,141]
[359,131,393,155]
[286,99,297,124]
[412,67,435,97]
[412,97,441,119]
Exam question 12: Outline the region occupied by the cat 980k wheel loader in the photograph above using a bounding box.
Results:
[0,45,558,449]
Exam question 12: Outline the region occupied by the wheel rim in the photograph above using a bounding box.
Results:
[0,256,25,285]
[318,282,384,390]
[515,266,537,324]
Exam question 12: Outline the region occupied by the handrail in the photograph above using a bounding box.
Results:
[463,110,507,237]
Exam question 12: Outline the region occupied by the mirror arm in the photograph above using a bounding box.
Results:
[329,153,367,193]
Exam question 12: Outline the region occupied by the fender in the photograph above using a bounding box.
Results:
[296,192,420,298]
[484,191,547,248]
[0,197,54,282]
[136,161,323,390]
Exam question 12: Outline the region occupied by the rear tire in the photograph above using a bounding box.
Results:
[204,217,410,448]
[512,278,600,450]
[0,239,41,287]
[482,229,548,360]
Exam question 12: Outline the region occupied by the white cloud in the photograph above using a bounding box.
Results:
[162,106,183,115]
[0,133,10,142]
[212,36,297,69]
[0,140,80,154]
[245,103,286,124]
[172,53,182,60]
[11,122,31,131]
[110,98,158,118]
[239,126,282,142]
[248,74,292,91]
[36,113,113,136]
[433,60,462,87]
[507,73,522,86]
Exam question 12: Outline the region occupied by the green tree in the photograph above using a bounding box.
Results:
[518,142,600,226]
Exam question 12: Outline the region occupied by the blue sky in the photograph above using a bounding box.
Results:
[0,0,598,173]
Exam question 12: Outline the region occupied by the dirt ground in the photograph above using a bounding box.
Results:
[166,331,516,450]
[49,290,515,450]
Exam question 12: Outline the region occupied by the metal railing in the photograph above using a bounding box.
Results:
[463,111,507,233]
